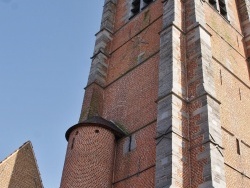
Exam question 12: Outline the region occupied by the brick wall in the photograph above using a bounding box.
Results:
[0,141,43,188]
[105,1,162,186]
[204,0,250,186]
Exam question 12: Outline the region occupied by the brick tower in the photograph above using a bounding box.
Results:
[60,0,250,187]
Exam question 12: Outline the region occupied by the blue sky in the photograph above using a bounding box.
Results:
[0,0,103,187]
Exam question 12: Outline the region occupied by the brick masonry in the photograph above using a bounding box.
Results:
[60,125,116,188]
[0,141,43,188]
[61,0,250,187]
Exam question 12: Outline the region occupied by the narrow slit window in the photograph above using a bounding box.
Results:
[239,88,242,100]
[123,134,136,154]
[95,129,100,133]
[220,69,223,85]
[236,138,240,155]
[71,138,75,150]
[128,135,132,152]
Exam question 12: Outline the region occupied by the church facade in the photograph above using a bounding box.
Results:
[60,0,250,187]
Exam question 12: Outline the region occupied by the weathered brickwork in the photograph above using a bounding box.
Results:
[0,141,43,188]
[79,83,104,121]
[204,0,250,187]
[113,167,155,188]
[104,55,158,132]
[60,125,116,188]
[61,0,250,187]
[114,122,156,182]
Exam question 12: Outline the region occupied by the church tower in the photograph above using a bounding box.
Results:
[60,0,250,187]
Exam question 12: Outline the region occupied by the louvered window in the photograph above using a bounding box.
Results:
[131,0,154,17]
[131,0,140,15]
[209,0,227,18]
